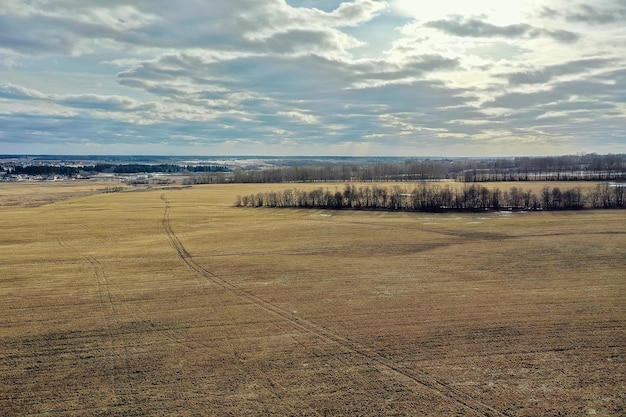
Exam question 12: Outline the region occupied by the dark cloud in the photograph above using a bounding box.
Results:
[425,17,579,44]
[426,18,533,38]
[349,54,460,83]
[538,2,626,26]
[504,58,616,85]
[545,29,580,44]
[0,1,385,57]
[262,29,354,54]
[538,6,559,19]
[330,0,388,25]
[57,94,154,112]
[565,3,626,25]
[0,15,78,55]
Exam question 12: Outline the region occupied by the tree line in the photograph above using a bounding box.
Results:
[4,153,624,183]
[236,183,625,212]
[228,154,626,183]
[7,165,80,177]
[82,164,229,174]
[460,154,626,182]
[2,163,229,177]
[229,161,448,183]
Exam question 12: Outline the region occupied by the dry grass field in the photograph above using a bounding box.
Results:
[1,181,624,416]
[0,181,126,208]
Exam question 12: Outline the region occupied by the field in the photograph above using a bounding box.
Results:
[0,181,126,208]
[0,181,624,416]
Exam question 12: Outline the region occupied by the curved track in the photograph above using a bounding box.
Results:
[59,220,324,416]
[161,193,510,417]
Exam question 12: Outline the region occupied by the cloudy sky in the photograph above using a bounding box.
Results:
[1,0,625,156]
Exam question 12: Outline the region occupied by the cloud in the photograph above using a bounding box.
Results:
[485,78,609,110]
[0,83,171,125]
[0,4,161,55]
[503,58,616,85]
[0,83,50,100]
[545,29,580,44]
[424,17,579,43]
[277,110,321,125]
[328,0,389,26]
[426,18,533,38]
[57,94,146,111]
[261,28,364,55]
[342,55,460,89]
[0,15,78,55]
[478,73,626,149]
[565,3,626,25]
[0,1,385,57]
[0,0,624,156]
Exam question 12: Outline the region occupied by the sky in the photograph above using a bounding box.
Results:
[0,0,625,157]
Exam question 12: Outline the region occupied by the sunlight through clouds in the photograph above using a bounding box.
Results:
[0,0,624,155]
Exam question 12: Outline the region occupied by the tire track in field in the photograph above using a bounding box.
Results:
[59,229,317,416]
[57,231,202,350]
[160,194,510,417]
[55,236,138,410]
[160,195,323,416]
[56,235,202,413]
[56,233,206,350]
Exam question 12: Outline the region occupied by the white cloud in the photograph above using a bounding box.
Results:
[277,110,321,125]
[0,83,50,100]
[0,0,624,156]
[391,0,542,24]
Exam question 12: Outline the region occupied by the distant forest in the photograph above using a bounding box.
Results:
[3,163,228,177]
[2,154,625,184]
[228,154,626,183]
[236,183,626,212]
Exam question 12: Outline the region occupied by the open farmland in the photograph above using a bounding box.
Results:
[0,181,125,208]
[1,182,624,416]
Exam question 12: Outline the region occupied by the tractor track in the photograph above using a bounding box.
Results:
[65,221,321,415]
[160,194,510,417]
[55,235,139,410]
[56,235,198,350]
[160,196,324,415]
[57,230,313,416]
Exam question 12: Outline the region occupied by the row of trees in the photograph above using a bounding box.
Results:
[230,161,448,183]
[2,163,229,177]
[228,154,626,183]
[236,183,625,212]
[4,154,624,183]
[7,165,80,177]
[77,163,229,174]
[459,154,626,181]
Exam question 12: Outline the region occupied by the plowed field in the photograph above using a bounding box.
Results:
[1,183,624,416]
